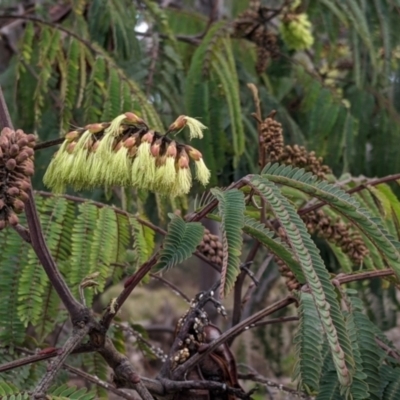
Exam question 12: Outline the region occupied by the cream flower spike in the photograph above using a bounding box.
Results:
[167,115,207,140]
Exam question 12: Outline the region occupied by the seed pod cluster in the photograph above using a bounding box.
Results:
[277,259,302,291]
[278,145,332,180]
[0,127,36,230]
[232,7,279,74]
[302,210,369,264]
[197,229,223,266]
[274,227,302,291]
[43,113,211,197]
[261,112,284,161]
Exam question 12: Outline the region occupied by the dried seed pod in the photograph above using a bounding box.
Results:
[18,190,29,203]
[25,134,37,146]
[16,151,29,164]
[16,179,31,192]
[261,112,284,162]
[9,144,20,157]
[6,187,20,197]
[7,212,19,226]
[12,198,25,214]
[5,159,17,171]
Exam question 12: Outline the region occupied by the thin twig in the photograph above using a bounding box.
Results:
[64,363,137,400]
[150,273,190,302]
[32,324,90,398]
[375,337,400,362]
[0,85,84,320]
[238,364,311,399]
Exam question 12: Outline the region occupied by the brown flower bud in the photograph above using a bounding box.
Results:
[86,123,104,134]
[6,159,17,171]
[0,219,6,230]
[0,199,5,210]
[25,148,34,158]
[125,112,145,125]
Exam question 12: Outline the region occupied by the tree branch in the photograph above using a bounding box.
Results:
[64,363,138,400]
[0,85,84,321]
[172,296,295,379]
[32,324,90,398]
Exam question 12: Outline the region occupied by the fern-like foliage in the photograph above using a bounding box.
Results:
[262,163,400,276]
[210,188,245,297]
[0,193,155,345]
[249,174,354,389]
[293,291,324,394]
[0,381,95,400]
[156,214,204,271]
[243,215,305,282]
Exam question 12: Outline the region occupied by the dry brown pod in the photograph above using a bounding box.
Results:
[7,212,19,226]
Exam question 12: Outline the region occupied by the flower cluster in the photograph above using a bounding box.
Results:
[0,127,36,229]
[43,113,210,196]
[279,0,314,51]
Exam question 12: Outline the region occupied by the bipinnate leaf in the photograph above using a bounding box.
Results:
[156,214,204,271]
[210,188,245,298]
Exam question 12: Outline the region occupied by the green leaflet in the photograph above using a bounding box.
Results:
[48,383,96,399]
[243,215,305,282]
[211,188,245,298]
[348,296,383,400]
[101,67,121,122]
[89,206,118,292]
[60,38,80,130]
[249,175,354,389]
[0,381,29,398]
[0,226,28,345]
[128,215,155,274]
[293,291,324,393]
[17,197,48,327]
[68,202,98,302]
[156,214,204,271]
[262,163,400,277]
[83,56,107,123]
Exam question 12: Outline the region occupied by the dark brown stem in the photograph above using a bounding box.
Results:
[238,365,311,399]
[12,223,31,243]
[0,344,94,373]
[172,296,295,379]
[0,86,84,321]
[98,337,154,400]
[230,242,261,332]
[150,273,190,302]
